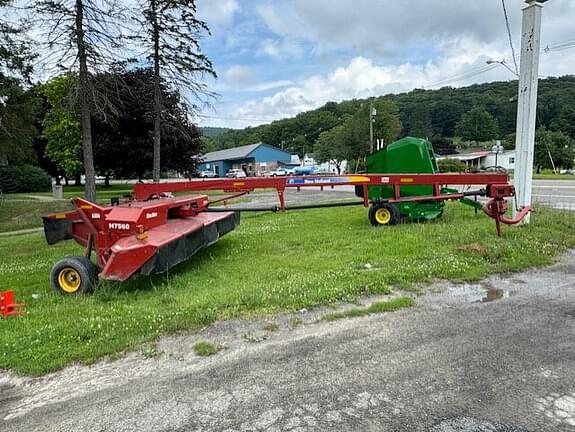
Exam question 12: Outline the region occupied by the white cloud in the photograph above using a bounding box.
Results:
[257,0,575,60]
[216,65,293,93]
[207,36,575,129]
[200,1,575,128]
[197,0,239,27]
[224,65,256,85]
[243,80,294,92]
[232,43,500,122]
[257,38,303,59]
[258,39,281,58]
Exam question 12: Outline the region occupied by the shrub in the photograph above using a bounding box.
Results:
[437,158,467,173]
[0,165,52,193]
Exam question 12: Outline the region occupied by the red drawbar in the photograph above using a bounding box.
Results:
[0,290,25,318]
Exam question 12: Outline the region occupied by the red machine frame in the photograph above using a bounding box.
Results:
[43,173,530,292]
[133,173,530,236]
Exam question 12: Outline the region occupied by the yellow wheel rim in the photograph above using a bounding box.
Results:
[374,208,391,225]
[58,268,81,293]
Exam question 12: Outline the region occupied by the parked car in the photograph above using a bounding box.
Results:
[293,166,315,175]
[225,169,247,178]
[270,168,289,176]
[198,170,217,178]
[314,167,334,175]
[481,166,507,173]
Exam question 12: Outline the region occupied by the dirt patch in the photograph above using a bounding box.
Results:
[457,242,486,256]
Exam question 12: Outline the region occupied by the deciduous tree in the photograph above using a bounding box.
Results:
[534,128,574,173]
[91,68,202,180]
[314,125,348,174]
[455,106,499,142]
[39,74,83,179]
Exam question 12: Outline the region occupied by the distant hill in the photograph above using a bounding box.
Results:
[200,126,234,138]
[203,75,575,156]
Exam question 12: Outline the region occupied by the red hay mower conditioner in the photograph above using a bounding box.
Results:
[42,135,531,295]
[43,172,530,295]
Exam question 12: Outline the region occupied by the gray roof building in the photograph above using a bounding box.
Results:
[202,143,262,163]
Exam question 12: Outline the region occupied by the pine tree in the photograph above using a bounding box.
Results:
[132,0,216,182]
[0,0,38,163]
[32,0,125,201]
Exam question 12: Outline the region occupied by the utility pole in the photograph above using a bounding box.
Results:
[513,0,547,223]
[369,99,376,154]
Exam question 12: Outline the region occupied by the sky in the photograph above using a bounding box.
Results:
[195,0,575,129]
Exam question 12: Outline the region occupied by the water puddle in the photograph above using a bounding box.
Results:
[445,282,512,303]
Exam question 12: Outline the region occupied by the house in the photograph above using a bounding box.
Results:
[197,143,293,176]
[302,153,315,167]
[482,150,515,171]
[438,150,516,172]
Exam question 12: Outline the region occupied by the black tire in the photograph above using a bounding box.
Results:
[369,202,401,227]
[51,256,99,295]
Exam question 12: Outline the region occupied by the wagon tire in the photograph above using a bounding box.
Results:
[369,203,400,227]
[51,256,98,295]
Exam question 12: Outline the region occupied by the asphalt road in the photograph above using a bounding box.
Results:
[531,179,575,209]
[2,252,574,431]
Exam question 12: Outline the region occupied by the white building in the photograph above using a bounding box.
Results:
[438,150,516,172]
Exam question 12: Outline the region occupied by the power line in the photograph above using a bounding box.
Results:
[501,0,519,76]
[426,63,500,88]
[543,38,575,53]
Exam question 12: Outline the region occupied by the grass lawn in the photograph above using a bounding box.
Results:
[510,169,575,181]
[4,184,133,200]
[532,173,575,180]
[0,201,74,233]
[1,204,575,375]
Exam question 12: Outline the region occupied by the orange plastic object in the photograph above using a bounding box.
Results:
[0,290,25,318]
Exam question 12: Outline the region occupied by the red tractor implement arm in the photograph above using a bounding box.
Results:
[134,173,510,203]
[133,173,530,234]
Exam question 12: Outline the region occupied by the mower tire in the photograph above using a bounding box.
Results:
[51,256,98,295]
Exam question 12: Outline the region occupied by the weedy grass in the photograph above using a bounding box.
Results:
[367,297,415,313]
[528,169,575,181]
[5,184,133,200]
[1,205,575,375]
[0,201,74,233]
[193,341,220,356]
[263,321,280,332]
[322,297,415,321]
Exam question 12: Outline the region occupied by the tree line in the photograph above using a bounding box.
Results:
[205,75,575,172]
[0,0,214,200]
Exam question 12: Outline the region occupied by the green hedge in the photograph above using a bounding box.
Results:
[0,165,52,193]
[437,158,467,173]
